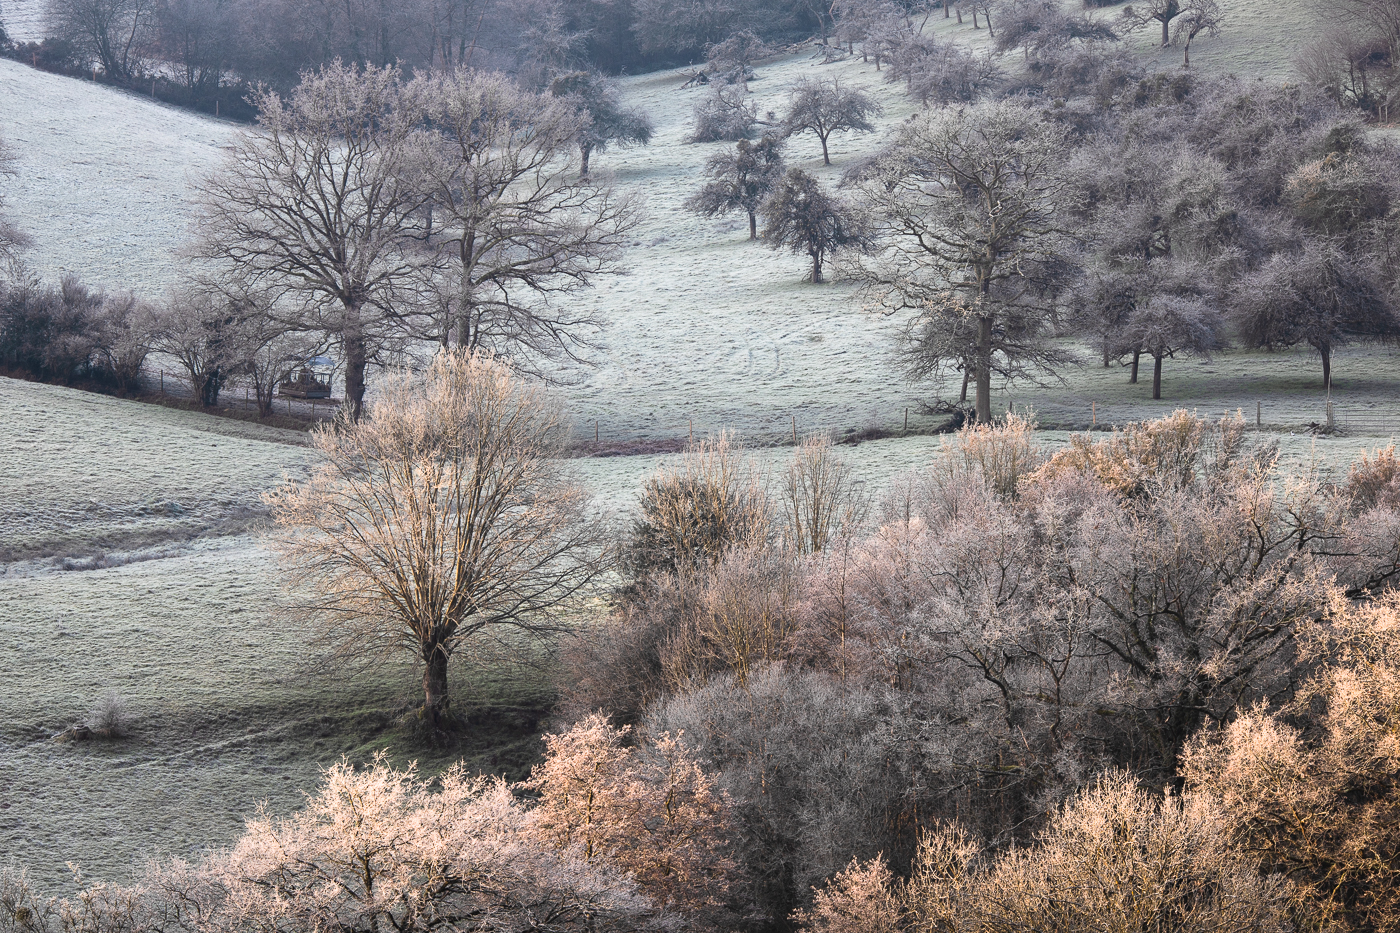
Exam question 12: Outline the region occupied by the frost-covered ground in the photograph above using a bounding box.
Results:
[0,0,41,42]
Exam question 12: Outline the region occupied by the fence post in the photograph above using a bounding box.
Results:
[1257,401,1261,427]
[595,420,599,443]
[792,415,798,445]
[1092,401,1096,427]
[160,371,164,392]
[904,407,909,434]
[689,418,693,445]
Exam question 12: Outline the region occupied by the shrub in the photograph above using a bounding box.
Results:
[623,434,770,586]
[801,773,1294,933]
[1027,409,1246,498]
[1184,591,1400,933]
[525,714,742,921]
[87,690,131,739]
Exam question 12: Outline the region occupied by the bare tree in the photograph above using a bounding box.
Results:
[1235,239,1395,389]
[763,168,871,284]
[1119,0,1183,47]
[685,136,786,240]
[854,101,1073,423]
[782,77,882,165]
[549,71,653,176]
[267,350,606,733]
[412,69,641,378]
[149,288,244,406]
[195,63,429,420]
[45,0,155,79]
[780,435,867,555]
[1172,0,1220,66]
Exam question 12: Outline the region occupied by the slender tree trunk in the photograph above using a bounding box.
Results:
[1320,340,1332,390]
[945,0,950,18]
[1183,36,1192,67]
[1152,352,1163,400]
[972,8,979,27]
[1160,16,1170,47]
[580,143,593,177]
[748,210,758,240]
[1130,348,1141,384]
[960,367,970,403]
[811,250,823,284]
[820,134,831,165]
[976,316,993,423]
[423,648,450,730]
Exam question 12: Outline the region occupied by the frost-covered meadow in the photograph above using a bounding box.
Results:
[3,0,1400,894]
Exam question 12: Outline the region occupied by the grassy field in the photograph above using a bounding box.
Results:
[3,0,1398,895]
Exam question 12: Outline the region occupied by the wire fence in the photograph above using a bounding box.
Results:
[145,369,343,422]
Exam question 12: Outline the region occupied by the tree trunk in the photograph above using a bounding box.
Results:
[975,316,993,423]
[972,8,979,27]
[960,367,970,403]
[1161,16,1170,46]
[1130,348,1141,384]
[1320,340,1332,390]
[820,134,831,165]
[1152,352,1163,400]
[580,143,593,177]
[422,648,450,731]
[344,307,368,422]
[811,250,823,284]
[748,210,758,240]
[945,0,950,18]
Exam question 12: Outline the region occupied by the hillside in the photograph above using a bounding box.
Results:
[4,0,1400,894]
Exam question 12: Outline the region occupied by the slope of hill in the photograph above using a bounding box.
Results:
[0,57,232,296]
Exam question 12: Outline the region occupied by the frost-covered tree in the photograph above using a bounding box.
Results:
[688,82,760,143]
[1235,239,1395,389]
[526,714,741,917]
[782,77,882,166]
[549,71,653,176]
[0,134,30,271]
[855,100,1073,423]
[412,69,641,376]
[763,168,870,283]
[195,63,429,421]
[685,137,786,240]
[267,350,606,733]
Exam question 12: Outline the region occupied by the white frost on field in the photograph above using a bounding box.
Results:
[0,0,42,42]
[0,377,308,561]
[0,57,232,295]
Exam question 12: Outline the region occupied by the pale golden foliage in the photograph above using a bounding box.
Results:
[1028,409,1246,498]
[799,773,1292,933]
[792,856,902,933]
[780,436,868,556]
[525,714,740,917]
[1185,591,1400,932]
[938,411,1044,500]
[1346,444,1400,512]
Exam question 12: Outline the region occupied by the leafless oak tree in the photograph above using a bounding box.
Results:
[195,63,430,420]
[855,101,1073,422]
[267,349,606,733]
[411,69,640,378]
